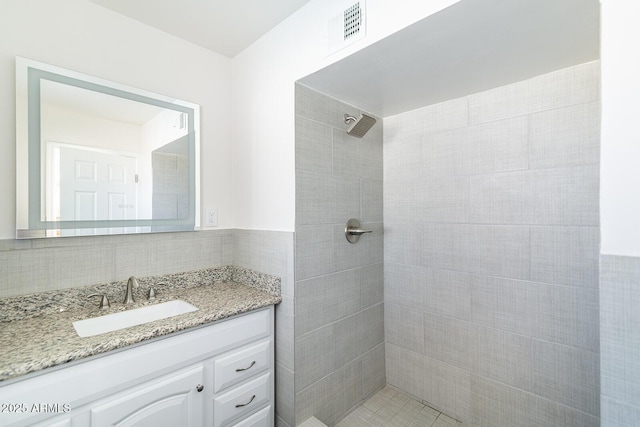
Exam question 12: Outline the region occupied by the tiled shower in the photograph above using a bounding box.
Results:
[294,61,601,426]
[294,83,385,425]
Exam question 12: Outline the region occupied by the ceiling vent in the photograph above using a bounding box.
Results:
[327,1,366,55]
[344,2,362,40]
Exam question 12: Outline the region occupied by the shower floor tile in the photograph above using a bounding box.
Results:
[336,385,463,427]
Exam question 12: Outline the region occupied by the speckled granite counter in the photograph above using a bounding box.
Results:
[0,266,281,382]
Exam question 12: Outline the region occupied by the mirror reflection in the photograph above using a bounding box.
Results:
[16,58,200,238]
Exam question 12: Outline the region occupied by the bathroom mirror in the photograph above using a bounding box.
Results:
[16,57,200,238]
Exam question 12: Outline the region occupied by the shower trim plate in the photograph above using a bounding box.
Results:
[345,218,372,243]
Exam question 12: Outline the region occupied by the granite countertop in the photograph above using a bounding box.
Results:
[0,267,281,383]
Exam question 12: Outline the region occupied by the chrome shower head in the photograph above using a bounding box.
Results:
[344,113,376,138]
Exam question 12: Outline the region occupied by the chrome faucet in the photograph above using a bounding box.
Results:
[124,276,139,304]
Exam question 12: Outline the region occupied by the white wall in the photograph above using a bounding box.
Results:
[231,0,461,231]
[0,0,233,239]
[1,0,465,236]
[41,104,143,154]
[599,3,640,426]
[600,0,640,256]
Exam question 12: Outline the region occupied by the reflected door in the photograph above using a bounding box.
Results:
[58,145,137,235]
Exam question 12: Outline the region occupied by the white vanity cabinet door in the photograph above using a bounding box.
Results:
[29,417,72,427]
[89,364,205,427]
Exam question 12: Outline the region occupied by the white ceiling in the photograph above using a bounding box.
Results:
[88,0,313,57]
[87,0,600,118]
[300,0,600,117]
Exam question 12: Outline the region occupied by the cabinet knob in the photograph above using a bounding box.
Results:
[196,384,204,392]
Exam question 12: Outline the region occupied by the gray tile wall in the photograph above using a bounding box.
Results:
[600,254,640,427]
[232,229,296,427]
[151,152,189,221]
[0,229,234,298]
[384,61,601,426]
[294,84,385,426]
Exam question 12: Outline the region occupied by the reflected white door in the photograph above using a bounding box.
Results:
[58,145,137,235]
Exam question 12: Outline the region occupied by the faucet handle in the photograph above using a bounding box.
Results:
[88,294,110,309]
[148,282,167,300]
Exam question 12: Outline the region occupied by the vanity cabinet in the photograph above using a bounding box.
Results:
[0,307,274,427]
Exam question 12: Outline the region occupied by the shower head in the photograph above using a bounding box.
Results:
[344,113,376,138]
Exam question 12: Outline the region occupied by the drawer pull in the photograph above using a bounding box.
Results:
[235,394,256,408]
[235,360,256,372]
[196,384,204,392]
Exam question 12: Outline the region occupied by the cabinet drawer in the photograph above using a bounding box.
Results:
[213,373,270,427]
[232,406,271,427]
[214,339,270,393]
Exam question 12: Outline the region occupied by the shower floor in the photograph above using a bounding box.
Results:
[335,385,463,427]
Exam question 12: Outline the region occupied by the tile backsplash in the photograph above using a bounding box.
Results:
[0,229,233,298]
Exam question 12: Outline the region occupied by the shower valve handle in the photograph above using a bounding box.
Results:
[345,218,373,244]
[348,228,372,236]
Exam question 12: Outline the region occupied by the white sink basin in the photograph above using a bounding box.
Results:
[73,300,198,337]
